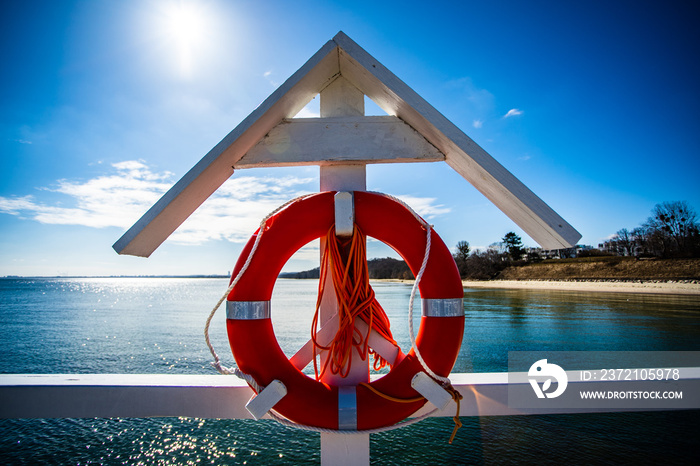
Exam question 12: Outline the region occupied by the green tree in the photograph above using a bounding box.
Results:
[453,241,471,277]
[461,249,507,280]
[454,241,471,261]
[502,232,524,261]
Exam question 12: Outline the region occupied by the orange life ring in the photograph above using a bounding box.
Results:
[226,191,464,430]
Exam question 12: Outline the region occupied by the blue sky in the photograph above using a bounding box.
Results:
[1,0,699,276]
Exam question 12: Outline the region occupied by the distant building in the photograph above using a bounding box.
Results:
[525,244,594,260]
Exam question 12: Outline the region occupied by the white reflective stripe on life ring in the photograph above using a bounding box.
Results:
[337,385,358,430]
[226,301,271,320]
[421,298,464,317]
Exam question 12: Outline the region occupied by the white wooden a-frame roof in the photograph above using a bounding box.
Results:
[114,31,581,257]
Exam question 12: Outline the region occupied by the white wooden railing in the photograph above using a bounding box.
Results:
[2,370,698,465]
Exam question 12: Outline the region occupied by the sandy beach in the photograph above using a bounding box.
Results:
[461,279,700,295]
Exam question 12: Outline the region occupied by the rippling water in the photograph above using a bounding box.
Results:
[1,277,699,464]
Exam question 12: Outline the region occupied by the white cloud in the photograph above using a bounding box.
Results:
[444,77,495,129]
[503,108,523,118]
[0,161,453,247]
[0,161,171,228]
[0,160,315,244]
[0,196,37,216]
[171,174,315,244]
[393,195,451,219]
[263,70,279,87]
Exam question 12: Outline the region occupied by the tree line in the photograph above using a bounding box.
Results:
[280,257,413,280]
[281,201,699,281]
[453,201,700,280]
[452,235,521,280]
[600,201,700,258]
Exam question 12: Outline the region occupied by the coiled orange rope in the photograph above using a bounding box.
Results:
[311,224,398,380]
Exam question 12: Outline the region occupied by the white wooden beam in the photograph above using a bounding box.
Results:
[3,370,698,419]
[236,116,444,168]
[333,32,582,249]
[112,40,341,257]
[319,165,366,192]
[290,313,402,372]
[320,74,364,117]
[317,77,369,388]
[0,374,254,419]
[114,31,581,258]
[318,75,371,465]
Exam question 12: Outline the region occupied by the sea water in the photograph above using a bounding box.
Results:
[1,277,699,464]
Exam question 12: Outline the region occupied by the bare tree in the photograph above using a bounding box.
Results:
[615,228,635,256]
[646,201,699,257]
[631,226,651,256]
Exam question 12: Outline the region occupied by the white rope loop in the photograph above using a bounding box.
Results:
[371,191,453,386]
[407,224,450,386]
[204,193,315,381]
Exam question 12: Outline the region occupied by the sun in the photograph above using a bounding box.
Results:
[165,3,203,43]
[161,2,208,77]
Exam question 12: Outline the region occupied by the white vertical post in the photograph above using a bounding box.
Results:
[318,76,370,465]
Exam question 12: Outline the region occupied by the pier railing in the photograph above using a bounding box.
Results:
[2,370,698,464]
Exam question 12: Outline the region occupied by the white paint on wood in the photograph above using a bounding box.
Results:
[319,165,366,192]
[320,75,364,117]
[355,317,402,367]
[0,374,254,419]
[114,31,580,258]
[334,191,354,237]
[245,379,287,420]
[236,116,444,168]
[411,372,452,410]
[318,76,369,390]
[289,312,402,372]
[3,369,698,419]
[318,78,371,465]
[289,311,341,371]
[320,432,370,466]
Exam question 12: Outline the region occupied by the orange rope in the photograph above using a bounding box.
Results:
[311,224,398,380]
[446,386,463,444]
[358,382,424,404]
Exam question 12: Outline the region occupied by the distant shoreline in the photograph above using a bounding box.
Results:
[1,275,230,279]
[461,279,700,295]
[4,275,699,296]
[370,278,700,296]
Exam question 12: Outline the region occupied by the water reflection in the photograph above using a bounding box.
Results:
[462,288,700,373]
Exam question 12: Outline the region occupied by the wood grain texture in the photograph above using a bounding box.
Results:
[236,116,443,168]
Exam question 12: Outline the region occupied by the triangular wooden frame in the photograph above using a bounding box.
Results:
[114,31,580,257]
